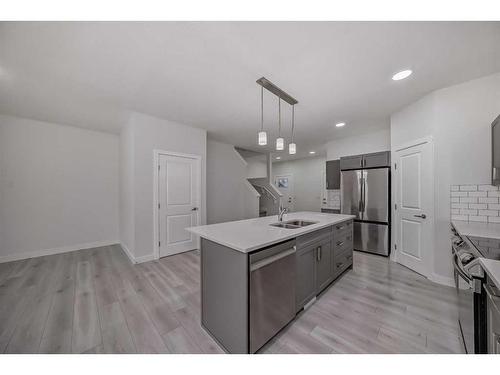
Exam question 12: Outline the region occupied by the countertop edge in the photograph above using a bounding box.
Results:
[188,214,355,253]
[479,258,500,289]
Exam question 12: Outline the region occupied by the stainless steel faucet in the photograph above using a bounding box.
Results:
[278,205,288,222]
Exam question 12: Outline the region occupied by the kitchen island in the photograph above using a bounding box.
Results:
[188,212,355,353]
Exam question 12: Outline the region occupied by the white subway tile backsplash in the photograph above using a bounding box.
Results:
[478,184,499,191]
[469,203,488,210]
[479,197,499,204]
[459,197,478,204]
[461,209,478,215]
[469,216,488,222]
[468,191,488,197]
[460,185,478,191]
[451,215,468,221]
[450,184,500,222]
[479,210,499,217]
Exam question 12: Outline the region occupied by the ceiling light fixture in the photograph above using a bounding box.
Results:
[257,86,267,146]
[276,98,284,151]
[392,69,412,81]
[309,151,316,155]
[256,77,298,151]
[335,122,346,127]
[289,105,296,155]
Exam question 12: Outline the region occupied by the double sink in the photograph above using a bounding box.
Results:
[270,219,318,229]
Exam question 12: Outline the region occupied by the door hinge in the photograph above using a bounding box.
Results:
[395,203,397,210]
[158,165,160,171]
[394,163,397,170]
[394,244,397,250]
[158,203,160,209]
[158,241,161,247]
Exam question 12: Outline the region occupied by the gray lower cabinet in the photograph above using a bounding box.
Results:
[316,238,334,291]
[296,243,317,311]
[295,219,353,312]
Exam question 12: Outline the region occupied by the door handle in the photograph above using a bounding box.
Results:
[413,214,426,219]
[192,207,199,211]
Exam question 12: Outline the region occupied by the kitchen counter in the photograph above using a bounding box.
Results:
[188,211,355,253]
[451,220,500,241]
[479,258,500,289]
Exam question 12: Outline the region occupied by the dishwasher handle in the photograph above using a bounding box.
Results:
[250,246,296,272]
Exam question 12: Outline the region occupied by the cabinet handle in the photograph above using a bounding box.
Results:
[336,225,344,230]
[316,246,322,262]
[336,262,343,268]
[337,241,344,247]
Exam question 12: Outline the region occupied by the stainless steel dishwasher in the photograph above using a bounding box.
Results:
[249,240,296,353]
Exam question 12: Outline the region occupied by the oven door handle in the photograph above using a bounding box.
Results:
[453,253,472,283]
[463,258,484,278]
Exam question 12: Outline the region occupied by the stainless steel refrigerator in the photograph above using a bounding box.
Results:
[340,167,390,256]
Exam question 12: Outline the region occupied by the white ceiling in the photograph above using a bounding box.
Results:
[1,22,500,160]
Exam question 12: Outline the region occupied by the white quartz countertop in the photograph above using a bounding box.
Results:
[451,220,500,240]
[479,258,500,288]
[187,211,355,253]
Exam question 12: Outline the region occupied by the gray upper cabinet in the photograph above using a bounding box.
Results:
[340,151,390,170]
[325,160,340,190]
[362,151,391,168]
[339,154,363,170]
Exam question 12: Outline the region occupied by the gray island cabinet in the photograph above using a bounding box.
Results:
[189,212,354,354]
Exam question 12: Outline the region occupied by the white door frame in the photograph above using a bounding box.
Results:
[153,149,202,260]
[392,136,435,278]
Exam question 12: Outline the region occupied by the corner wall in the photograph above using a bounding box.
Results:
[206,140,259,224]
[119,112,207,262]
[0,114,119,262]
[391,72,500,283]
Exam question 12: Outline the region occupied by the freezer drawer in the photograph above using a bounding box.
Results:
[353,222,389,256]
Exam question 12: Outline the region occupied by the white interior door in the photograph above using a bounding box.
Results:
[158,153,200,257]
[275,174,295,212]
[394,139,433,276]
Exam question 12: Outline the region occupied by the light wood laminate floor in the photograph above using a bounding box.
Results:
[0,245,463,353]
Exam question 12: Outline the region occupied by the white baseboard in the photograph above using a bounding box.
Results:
[119,242,136,264]
[429,273,455,287]
[0,240,119,263]
[118,243,156,264]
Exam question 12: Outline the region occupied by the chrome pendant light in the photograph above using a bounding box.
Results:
[288,105,296,155]
[257,86,267,146]
[276,98,284,151]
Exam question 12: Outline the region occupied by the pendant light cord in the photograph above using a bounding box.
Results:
[260,86,264,131]
[291,105,295,142]
[278,98,281,136]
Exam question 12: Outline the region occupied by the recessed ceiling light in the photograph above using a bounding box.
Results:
[335,122,346,127]
[309,151,316,155]
[276,156,281,160]
[392,69,412,81]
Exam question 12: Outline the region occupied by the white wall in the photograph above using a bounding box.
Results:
[326,128,391,161]
[120,112,207,262]
[273,156,326,212]
[391,72,500,283]
[245,154,267,179]
[119,121,135,255]
[0,114,119,262]
[206,140,259,224]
